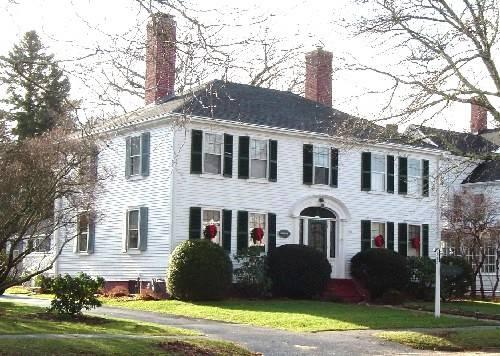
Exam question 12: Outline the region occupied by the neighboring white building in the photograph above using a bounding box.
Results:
[53,13,497,295]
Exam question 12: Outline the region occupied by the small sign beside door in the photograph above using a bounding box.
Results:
[278,229,291,239]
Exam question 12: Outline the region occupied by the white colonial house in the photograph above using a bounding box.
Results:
[47,13,498,296]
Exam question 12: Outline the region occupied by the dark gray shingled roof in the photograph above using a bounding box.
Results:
[463,159,500,183]
[416,125,499,156]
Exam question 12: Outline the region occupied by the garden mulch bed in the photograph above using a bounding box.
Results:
[158,341,221,356]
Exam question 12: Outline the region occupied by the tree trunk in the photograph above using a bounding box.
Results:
[478,271,485,299]
[493,250,500,298]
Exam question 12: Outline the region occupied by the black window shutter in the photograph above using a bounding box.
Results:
[361,152,371,191]
[141,132,150,176]
[361,220,371,251]
[190,130,203,174]
[387,155,394,193]
[303,144,313,185]
[222,209,232,252]
[269,139,278,182]
[387,222,394,250]
[422,224,429,257]
[189,207,202,239]
[422,160,429,197]
[330,148,339,188]
[398,157,408,195]
[238,136,250,179]
[125,137,131,178]
[237,211,248,253]
[398,223,408,256]
[87,214,96,254]
[268,213,277,252]
[223,134,233,177]
[139,207,148,251]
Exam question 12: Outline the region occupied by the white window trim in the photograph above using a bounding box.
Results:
[248,211,268,252]
[249,138,269,180]
[77,212,90,254]
[370,221,387,248]
[201,207,223,246]
[202,132,224,176]
[126,208,141,250]
[129,135,143,177]
[312,145,330,186]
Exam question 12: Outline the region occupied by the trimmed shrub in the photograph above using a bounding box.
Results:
[139,288,164,301]
[351,248,410,299]
[167,240,233,301]
[34,275,54,293]
[407,256,435,301]
[233,246,272,298]
[267,244,331,298]
[49,273,105,316]
[441,256,474,301]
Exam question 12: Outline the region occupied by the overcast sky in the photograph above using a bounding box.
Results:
[0,0,484,132]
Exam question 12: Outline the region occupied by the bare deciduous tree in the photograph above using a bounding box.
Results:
[349,0,500,126]
[442,189,500,298]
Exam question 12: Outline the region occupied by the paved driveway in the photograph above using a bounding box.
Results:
[0,294,484,356]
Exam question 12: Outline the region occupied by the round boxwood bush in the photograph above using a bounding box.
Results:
[441,256,474,301]
[167,240,232,301]
[267,244,331,298]
[351,248,410,299]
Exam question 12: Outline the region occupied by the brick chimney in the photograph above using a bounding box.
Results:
[470,97,488,134]
[145,13,176,105]
[305,47,333,107]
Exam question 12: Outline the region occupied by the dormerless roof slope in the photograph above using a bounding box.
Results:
[463,160,500,183]
[107,80,412,143]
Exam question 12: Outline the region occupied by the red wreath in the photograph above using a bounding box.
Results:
[411,236,420,250]
[203,224,217,240]
[251,227,264,244]
[374,234,385,248]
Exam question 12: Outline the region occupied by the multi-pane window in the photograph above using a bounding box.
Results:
[408,159,422,196]
[127,210,140,249]
[202,209,221,244]
[204,133,223,174]
[313,146,329,185]
[129,136,141,176]
[250,139,267,178]
[371,154,386,192]
[408,224,421,256]
[78,214,89,253]
[249,213,266,248]
[34,236,51,253]
[371,222,386,248]
[466,245,497,274]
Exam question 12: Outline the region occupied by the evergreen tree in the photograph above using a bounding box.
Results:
[0,31,71,140]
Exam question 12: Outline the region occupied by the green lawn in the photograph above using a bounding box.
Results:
[0,301,254,355]
[405,300,500,319]
[0,301,196,336]
[0,338,254,356]
[377,328,500,351]
[102,298,489,332]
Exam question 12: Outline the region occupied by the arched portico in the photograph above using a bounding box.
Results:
[290,195,351,278]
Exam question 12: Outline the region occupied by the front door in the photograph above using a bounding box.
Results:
[308,219,328,257]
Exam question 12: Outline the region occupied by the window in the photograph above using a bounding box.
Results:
[250,139,267,178]
[202,209,221,244]
[466,244,497,274]
[371,154,385,192]
[249,213,266,249]
[371,222,386,248]
[129,136,141,176]
[34,236,51,253]
[127,210,140,249]
[408,224,421,256]
[313,146,329,185]
[78,214,89,253]
[204,133,223,174]
[408,159,422,196]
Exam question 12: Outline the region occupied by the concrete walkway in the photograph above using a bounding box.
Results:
[0,294,492,356]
